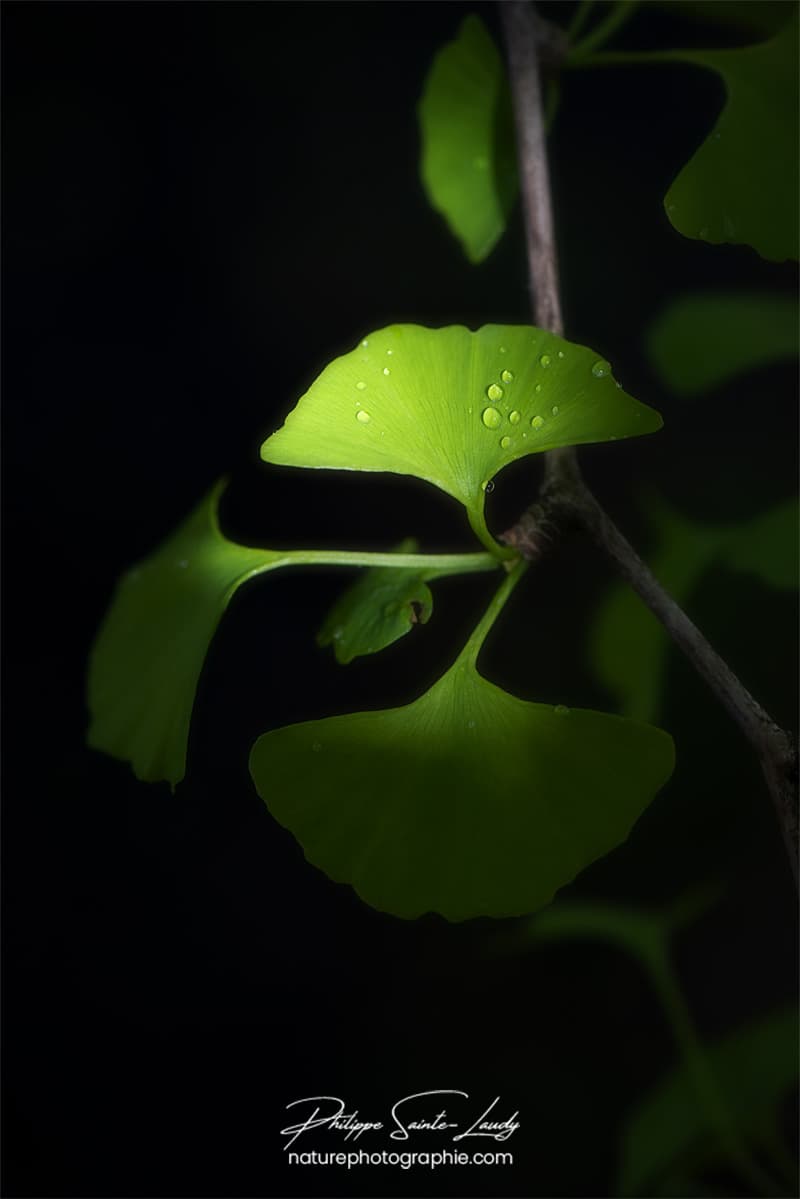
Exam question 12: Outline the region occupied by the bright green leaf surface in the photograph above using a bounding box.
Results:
[250,636,674,921]
[260,324,663,549]
[591,494,798,722]
[87,481,287,788]
[647,292,799,396]
[318,538,433,664]
[619,1006,799,1196]
[418,15,517,262]
[665,17,799,261]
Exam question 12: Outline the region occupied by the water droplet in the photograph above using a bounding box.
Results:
[534,383,542,393]
[531,415,544,430]
[557,350,565,359]
[356,410,371,424]
[509,410,521,424]
[501,369,514,383]
[667,203,677,214]
[554,704,570,717]
[481,479,495,494]
[356,380,367,390]
[482,406,502,429]
[591,360,611,378]
[312,741,323,752]
[386,348,393,356]
[551,405,559,416]
[383,367,391,375]
[177,559,189,568]
[486,383,504,402]
[539,354,551,368]
[698,225,709,239]
[615,381,622,389]
[332,626,344,641]
[467,719,476,729]
[361,338,369,348]
[499,345,507,354]
[500,435,511,449]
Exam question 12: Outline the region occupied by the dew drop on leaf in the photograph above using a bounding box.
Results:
[551,405,559,416]
[509,410,521,424]
[482,406,502,429]
[501,369,514,383]
[486,383,504,402]
[500,435,511,449]
[356,410,371,424]
[539,354,551,368]
[356,380,367,390]
[591,360,611,378]
[531,415,545,430]
[554,705,570,716]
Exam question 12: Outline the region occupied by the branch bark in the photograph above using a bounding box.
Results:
[498,0,798,888]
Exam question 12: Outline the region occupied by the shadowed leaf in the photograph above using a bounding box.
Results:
[317,538,433,664]
[87,482,290,788]
[647,291,799,396]
[590,494,798,721]
[619,1007,799,1196]
[665,16,799,261]
[418,15,517,262]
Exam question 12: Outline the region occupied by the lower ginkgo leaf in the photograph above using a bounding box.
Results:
[249,653,675,922]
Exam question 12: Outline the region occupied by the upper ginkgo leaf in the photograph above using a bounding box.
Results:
[260,325,663,547]
[418,15,517,263]
[666,15,799,261]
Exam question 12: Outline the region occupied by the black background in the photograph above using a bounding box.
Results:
[3,2,798,1196]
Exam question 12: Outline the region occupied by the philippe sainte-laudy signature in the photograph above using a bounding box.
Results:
[280,1092,520,1150]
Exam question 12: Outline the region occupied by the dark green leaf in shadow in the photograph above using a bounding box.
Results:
[317,538,433,664]
[646,292,799,397]
[260,324,663,552]
[418,15,517,263]
[619,1006,799,1196]
[666,16,799,261]
[721,499,800,588]
[250,572,674,921]
[657,1,795,38]
[590,493,798,722]
[87,481,290,788]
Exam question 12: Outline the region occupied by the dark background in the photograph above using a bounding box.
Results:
[3,2,797,1196]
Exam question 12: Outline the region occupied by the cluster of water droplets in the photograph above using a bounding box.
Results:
[353,343,398,428]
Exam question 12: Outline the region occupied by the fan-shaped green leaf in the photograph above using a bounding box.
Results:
[590,494,798,721]
[250,606,674,921]
[418,15,517,263]
[665,16,799,261]
[87,481,287,788]
[619,1006,799,1196]
[318,538,433,664]
[260,324,663,550]
[647,292,799,396]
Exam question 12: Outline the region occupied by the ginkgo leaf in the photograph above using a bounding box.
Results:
[665,15,799,261]
[590,493,798,721]
[646,292,799,397]
[418,15,517,263]
[318,538,433,664]
[87,480,287,788]
[250,624,674,921]
[260,324,663,550]
[619,1006,799,1196]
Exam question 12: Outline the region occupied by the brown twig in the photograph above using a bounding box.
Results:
[498,0,798,888]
